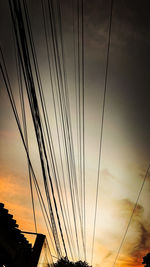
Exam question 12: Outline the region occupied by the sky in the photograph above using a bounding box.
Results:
[0,0,150,266]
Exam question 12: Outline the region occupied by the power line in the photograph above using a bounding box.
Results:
[8,0,63,257]
[13,31,37,234]
[56,0,86,259]
[23,0,75,259]
[81,0,86,260]
[91,0,114,264]
[112,163,150,267]
[0,46,57,258]
[41,0,76,260]
[47,0,81,258]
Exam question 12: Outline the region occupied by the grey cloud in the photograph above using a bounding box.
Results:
[83,0,150,52]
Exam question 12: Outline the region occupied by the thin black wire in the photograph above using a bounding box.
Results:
[58,0,85,259]
[42,0,73,248]
[91,0,114,264]
[23,0,74,258]
[77,0,83,231]
[14,32,37,234]
[8,0,62,257]
[71,1,82,259]
[73,0,86,259]
[7,0,80,260]
[74,0,86,259]
[81,0,86,260]
[41,0,76,259]
[23,0,68,257]
[71,0,81,222]
[56,0,85,259]
[72,3,87,260]
[47,0,77,256]
[0,47,57,258]
[45,237,55,267]
[112,163,150,267]
[47,0,80,258]
[17,1,66,258]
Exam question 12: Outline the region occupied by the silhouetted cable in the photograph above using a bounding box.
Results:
[71,1,83,259]
[71,1,81,219]
[81,0,86,260]
[23,0,74,258]
[47,0,77,256]
[0,47,57,257]
[47,0,80,257]
[19,1,66,258]
[77,0,82,230]
[14,35,37,234]
[56,0,85,259]
[19,0,68,258]
[91,0,114,264]
[8,0,63,257]
[41,0,76,259]
[112,163,150,267]
[73,0,86,259]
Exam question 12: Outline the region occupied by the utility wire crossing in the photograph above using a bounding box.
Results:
[0,0,148,266]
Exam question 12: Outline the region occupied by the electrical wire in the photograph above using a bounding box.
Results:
[112,163,150,267]
[8,0,63,257]
[13,32,37,234]
[91,0,114,264]
[0,46,57,258]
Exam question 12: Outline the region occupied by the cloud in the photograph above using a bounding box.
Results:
[101,251,113,263]
[80,0,150,64]
[113,198,150,266]
[0,174,27,200]
[92,197,150,266]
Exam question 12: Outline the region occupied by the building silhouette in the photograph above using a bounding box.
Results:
[0,202,52,267]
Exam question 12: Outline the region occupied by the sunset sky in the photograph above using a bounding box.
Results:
[0,0,150,266]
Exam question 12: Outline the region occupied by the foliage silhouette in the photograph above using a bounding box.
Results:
[54,257,92,267]
[142,253,150,267]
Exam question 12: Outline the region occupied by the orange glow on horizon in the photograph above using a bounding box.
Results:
[0,171,149,266]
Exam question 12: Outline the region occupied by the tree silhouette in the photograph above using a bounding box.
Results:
[54,257,92,267]
[142,253,150,267]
